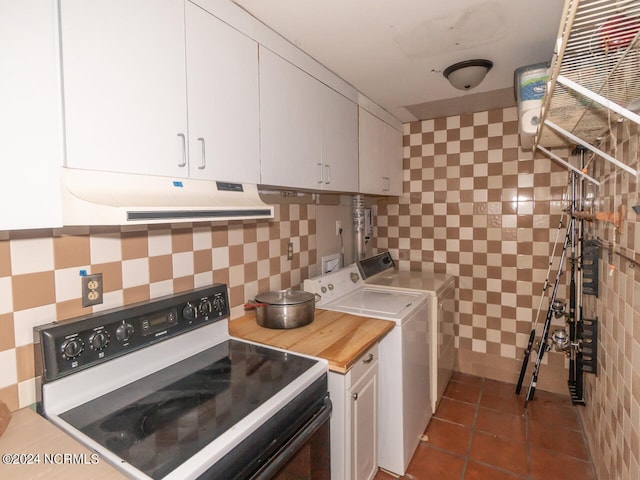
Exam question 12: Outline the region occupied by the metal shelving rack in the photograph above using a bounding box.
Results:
[535,0,640,184]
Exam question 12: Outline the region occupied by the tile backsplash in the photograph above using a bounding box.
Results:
[0,203,317,411]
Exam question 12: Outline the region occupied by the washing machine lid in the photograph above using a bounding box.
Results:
[358,252,454,294]
[366,270,454,295]
[323,287,427,323]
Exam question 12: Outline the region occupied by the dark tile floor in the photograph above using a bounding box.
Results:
[374,372,597,480]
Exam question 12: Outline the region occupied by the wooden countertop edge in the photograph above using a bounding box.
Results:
[230,309,395,374]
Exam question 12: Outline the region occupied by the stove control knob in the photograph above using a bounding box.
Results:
[61,338,84,360]
[183,302,198,321]
[212,295,226,314]
[321,286,327,294]
[115,323,134,342]
[198,299,212,318]
[328,283,334,290]
[89,331,110,350]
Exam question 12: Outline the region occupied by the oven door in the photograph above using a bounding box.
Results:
[201,376,331,480]
[254,394,331,480]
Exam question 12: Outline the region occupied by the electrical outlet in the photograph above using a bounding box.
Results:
[287,242,294,260]
[82,273,103,307]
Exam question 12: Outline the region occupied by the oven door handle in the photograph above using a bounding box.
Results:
[250,395,332,480]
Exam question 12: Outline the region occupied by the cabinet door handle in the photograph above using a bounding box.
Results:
[382,176,390,191]
[362,353,374,364]
[317,162,324,184]
[177,133,187,167]
[352,392,358,400]
[324,164,331,184]
[197,137,206,170]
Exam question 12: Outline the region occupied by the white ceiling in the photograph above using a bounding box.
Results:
[231,0,565,122]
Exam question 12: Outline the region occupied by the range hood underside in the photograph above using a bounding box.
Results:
[61,168,274,226]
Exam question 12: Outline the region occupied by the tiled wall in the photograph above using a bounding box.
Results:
[374,105,640,479]
[0,203,317,411]
[374,106,573,393]
[581,120,639,480]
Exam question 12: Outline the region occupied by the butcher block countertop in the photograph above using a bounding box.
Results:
[229,309,394,374]
[0,408,126,479]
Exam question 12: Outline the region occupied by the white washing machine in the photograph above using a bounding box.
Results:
[357,252,456,414]
[304,265,431,477]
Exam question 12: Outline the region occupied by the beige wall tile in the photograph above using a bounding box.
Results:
[173,276,194,294]
[93,261,123,293]
[123,285,150,305]
[211,225,229,247]
[0,241,11,277]
[0,314,14,352]
[12,271,55,312]
[149,255,173,283]
[53,235,90,269]
[121,231,149,260]
[193,249,212,274]
[0,384,18,412]
[56,298,87,321]
[171,228,193,253]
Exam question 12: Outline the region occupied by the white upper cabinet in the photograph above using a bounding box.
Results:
[59,0,260,183]
[59,0,189,177]
[0,0,63,229]
[185,2,260,183]
[358,108,403,196]
[320,86,359,192]
[259,47,358,192]
[259,47,323,190]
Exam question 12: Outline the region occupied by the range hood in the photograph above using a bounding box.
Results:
[61,168,274,226]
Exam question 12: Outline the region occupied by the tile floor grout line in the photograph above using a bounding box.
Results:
[573,402,600,480]
[459,376,483,479]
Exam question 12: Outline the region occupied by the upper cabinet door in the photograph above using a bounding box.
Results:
[320,87,358,192]
[185,2,260,183]
[358,108,385,195]
[59,0,189,177]
[259,47,323,190]
[259,47,358,192]
[0,0,62,229]
[358,108,403,196]
[383,125,403,196]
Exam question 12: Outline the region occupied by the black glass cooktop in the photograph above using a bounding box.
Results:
[60,339,318,479]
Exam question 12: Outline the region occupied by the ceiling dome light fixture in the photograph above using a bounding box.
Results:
[443,59,493,91]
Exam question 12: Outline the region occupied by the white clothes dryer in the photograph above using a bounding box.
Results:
[357,252,457,414]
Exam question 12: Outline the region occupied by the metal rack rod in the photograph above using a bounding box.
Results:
[536,145,601,185]
[544,120,637,177]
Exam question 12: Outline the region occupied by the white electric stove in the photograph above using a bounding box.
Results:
[357,252,457,414]
[304,265,432,477]
[34,285,331,480]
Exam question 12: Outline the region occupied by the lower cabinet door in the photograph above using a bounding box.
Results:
[349,366,378,480]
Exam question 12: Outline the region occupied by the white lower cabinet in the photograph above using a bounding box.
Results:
[328,344,378,480]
